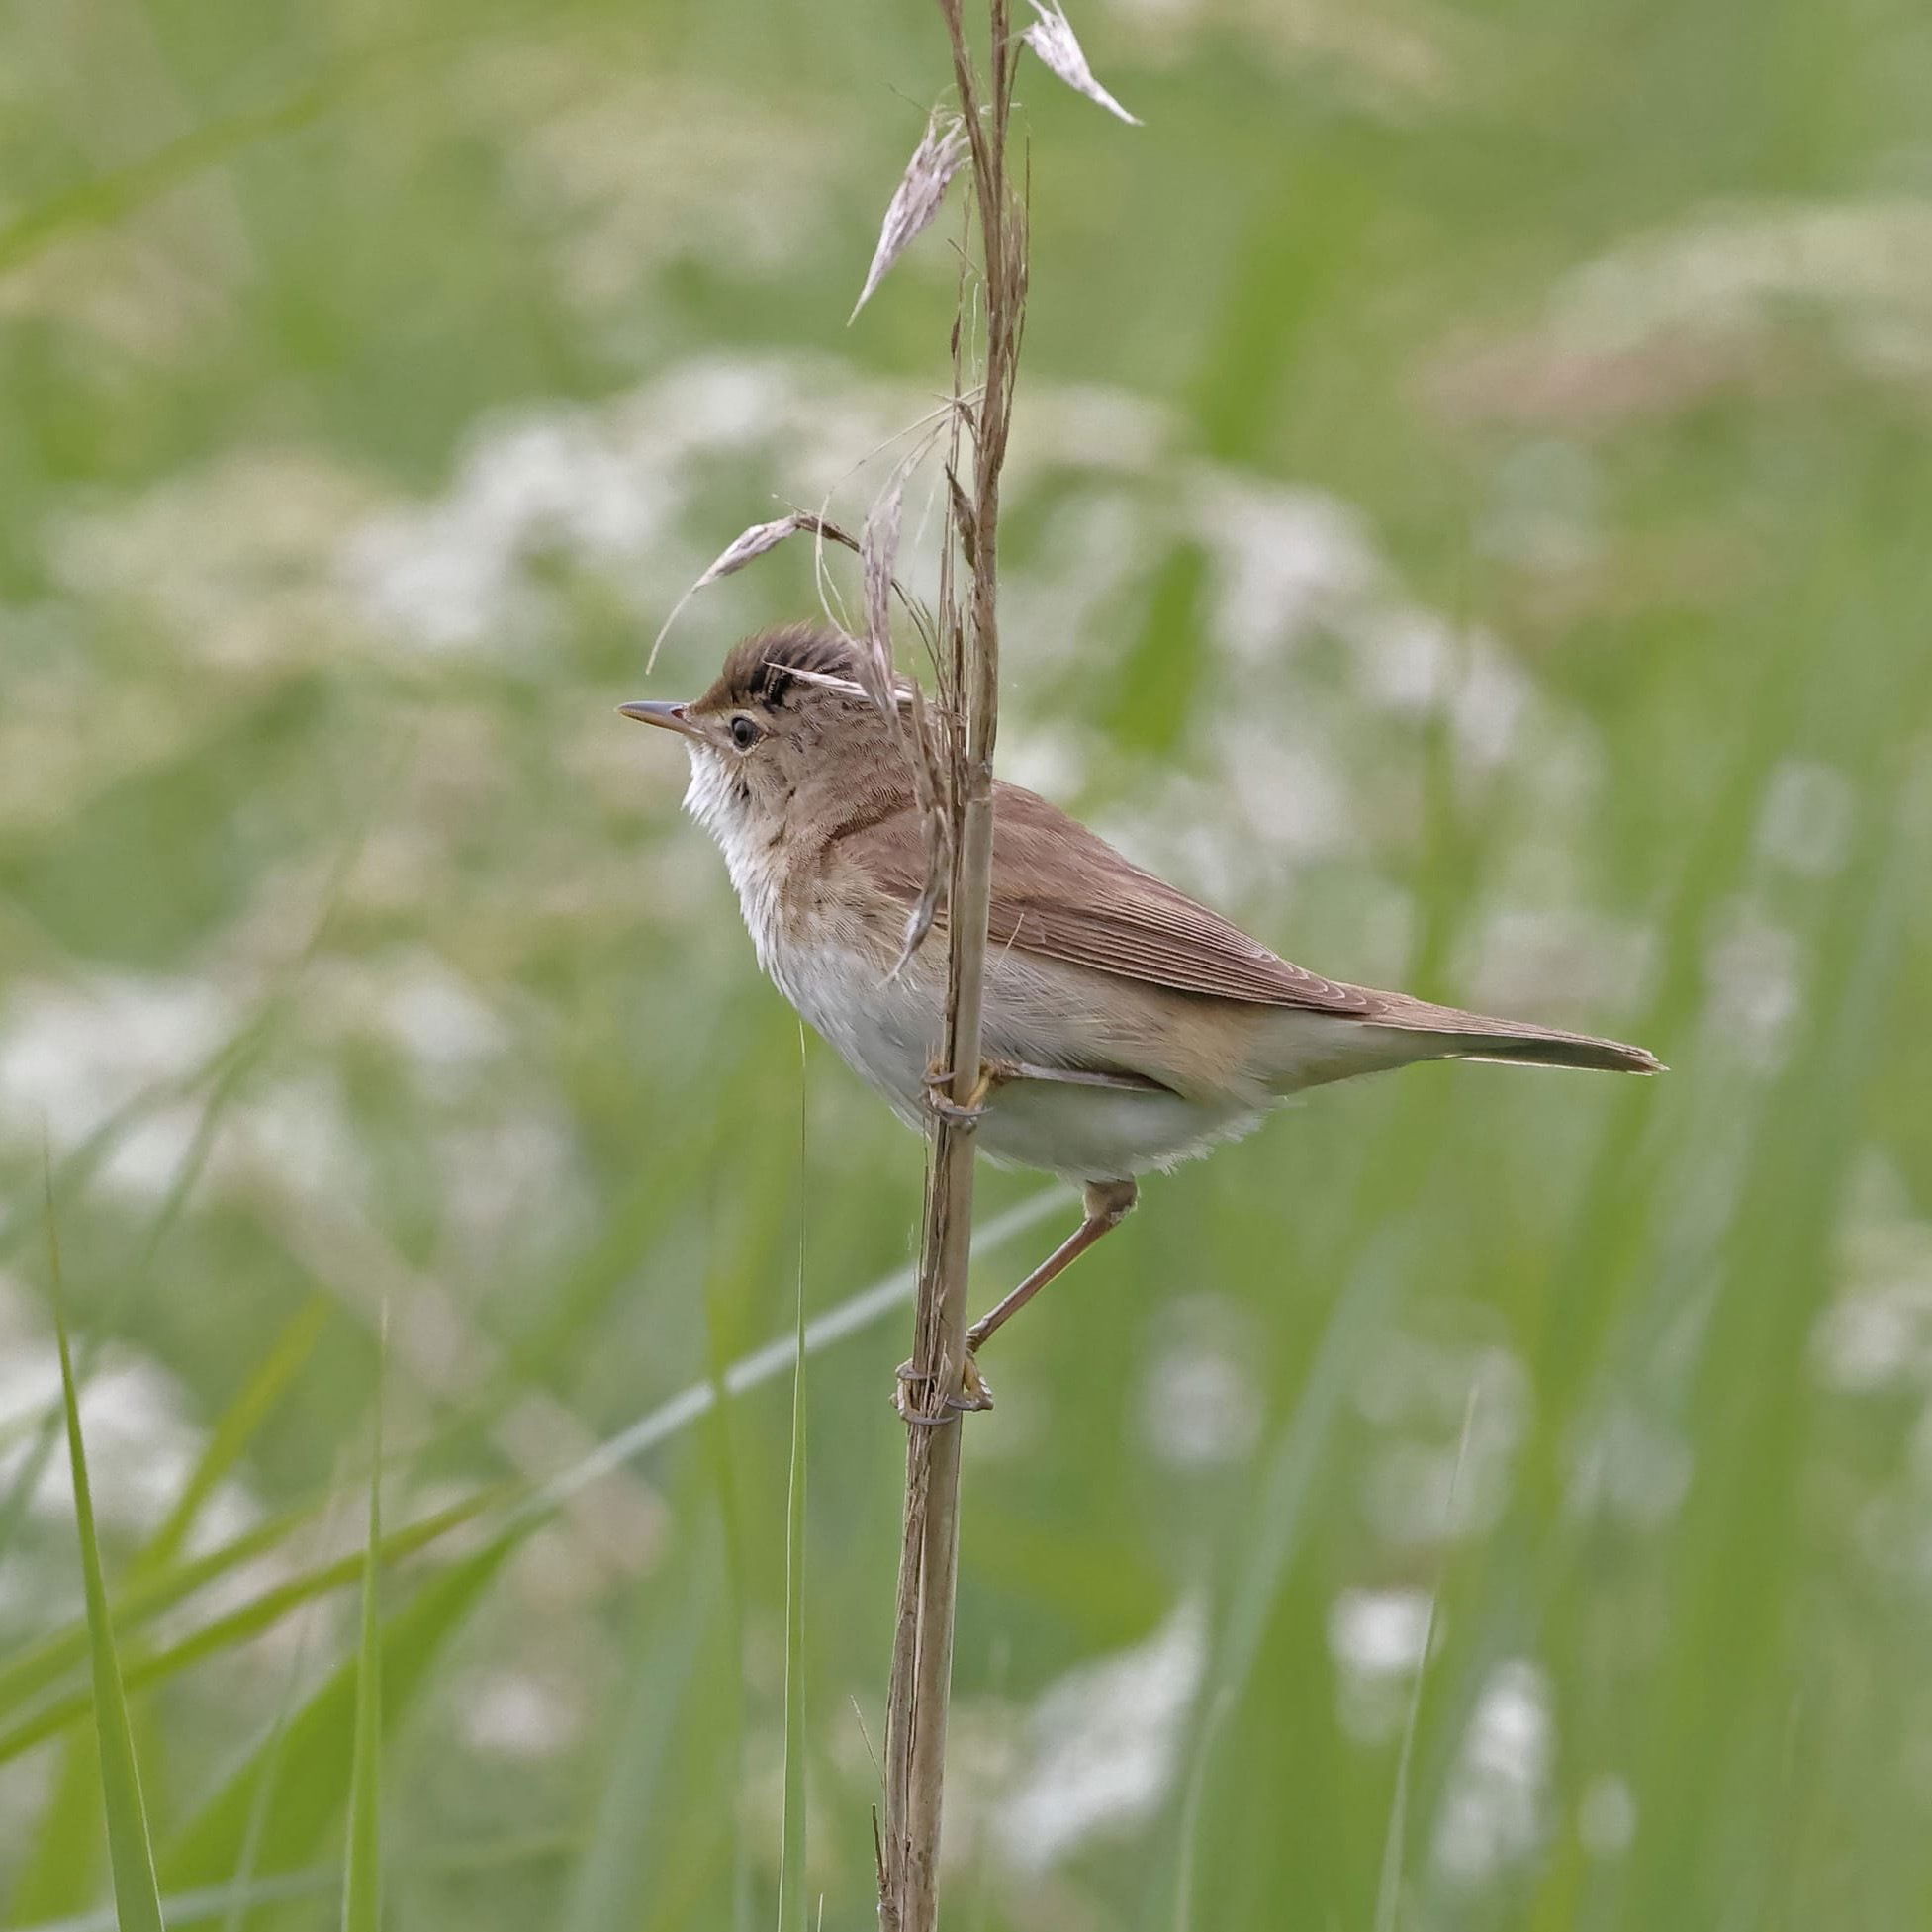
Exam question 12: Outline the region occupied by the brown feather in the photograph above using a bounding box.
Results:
[831,781,1661,1073]
[699,622,867,715]
[836,782,1372,1012]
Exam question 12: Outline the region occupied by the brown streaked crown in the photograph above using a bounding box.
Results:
[693,622,862,715]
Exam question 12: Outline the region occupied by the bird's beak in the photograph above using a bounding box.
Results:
[618,700,702,740]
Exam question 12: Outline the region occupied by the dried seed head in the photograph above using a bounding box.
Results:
[694,514,814,589]
[851,111,971,322]
[648,513,862,670]
[1022,2,1142,126]
[859,482,904,717]
[944,465,978,571]
[856,467,952,978]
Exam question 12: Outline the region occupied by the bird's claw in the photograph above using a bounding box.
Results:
[922,1089,985,1128]
[892,1351,995,1425]
[921,1059,1012,1127]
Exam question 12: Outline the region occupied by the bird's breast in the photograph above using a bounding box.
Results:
[691,767,1281,1178]
[767,929,941,1130]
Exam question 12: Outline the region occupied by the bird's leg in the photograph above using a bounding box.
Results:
[967,1177,1139,1355]
[891,1179,1139,1425]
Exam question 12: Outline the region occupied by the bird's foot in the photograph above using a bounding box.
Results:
[892,1350,995,1425]
[921,1058,1015,1127]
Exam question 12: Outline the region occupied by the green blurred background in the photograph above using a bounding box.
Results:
[3,0,1931,1925]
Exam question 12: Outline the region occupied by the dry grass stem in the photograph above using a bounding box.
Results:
[878,5,1044,1928]
[641,13,1129,1921]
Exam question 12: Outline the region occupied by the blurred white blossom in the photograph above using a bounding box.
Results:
[997,1597,1205,1873]
[1431,1658,1553,1884]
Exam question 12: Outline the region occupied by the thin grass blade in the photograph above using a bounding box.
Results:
[557,1520,726,1932]
[162,1535,513,1890]
[48,1202,167,1932]
[342,1349,385,1932]
[0,1489,511,1764]
[141,1297,332,1576]
[776,1039,810,1932]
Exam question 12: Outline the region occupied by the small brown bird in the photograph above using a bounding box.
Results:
[624,623,1661,1408]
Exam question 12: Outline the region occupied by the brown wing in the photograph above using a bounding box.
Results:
[834,782,1376,1015]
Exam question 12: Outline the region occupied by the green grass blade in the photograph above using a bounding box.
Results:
[162,1534,513,1890]
[342,1361,385,1932]
[1169,1687,1232,1932]
[222,1548,332,1932]
[1,1076,241,1563]
[775,1041,809,1932]
[698,1214,759,1932]
[558,1520,727,1932]
[48,1204,167,1932]
[0,1489,511,1764]
[140,1297,332,1577]
[6,1190,1060,1746]
[775,1296,809,1932]
[519,1189,1063,1525]
[1372,1389,1476,1932]
[0,1505,328,1727]
[8,1731,107,1923]
[14,1830,581,1932]
[1214,1238,1405,1699]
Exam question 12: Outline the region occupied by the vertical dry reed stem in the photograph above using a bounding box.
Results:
[879,6,1026,1929]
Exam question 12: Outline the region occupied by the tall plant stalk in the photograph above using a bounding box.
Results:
[637,11,1131,1880]
[878,6,1027,1928]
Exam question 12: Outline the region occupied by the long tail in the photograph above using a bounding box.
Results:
[1361,990,1665,1075]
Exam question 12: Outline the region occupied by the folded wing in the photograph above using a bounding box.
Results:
[838,782,1371,1011]
[834,782,1660,1075]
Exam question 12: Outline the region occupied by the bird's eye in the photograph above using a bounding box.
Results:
[729,715,761,751]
